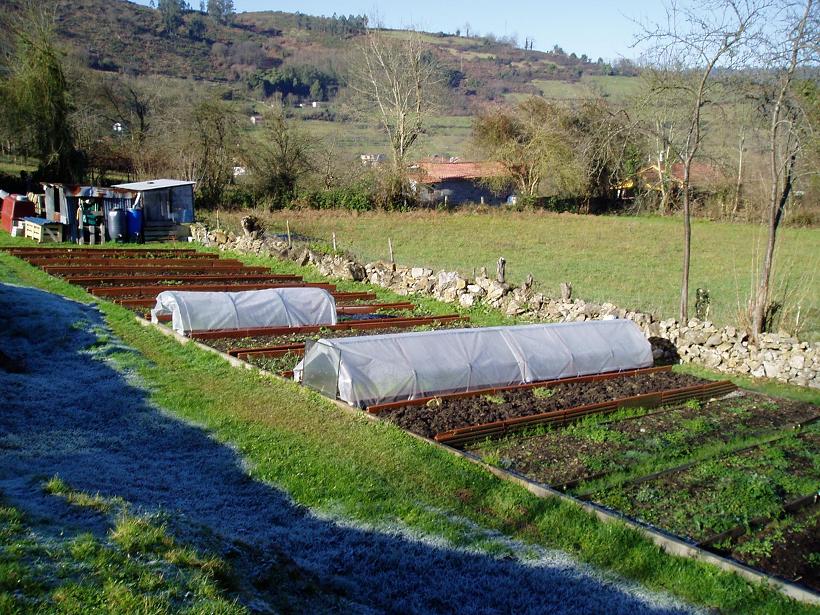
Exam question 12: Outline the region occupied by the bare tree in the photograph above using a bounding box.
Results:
[636,0,767,321]
[347,26,439,202]
[473,98,579,198]
[749,0,817,336]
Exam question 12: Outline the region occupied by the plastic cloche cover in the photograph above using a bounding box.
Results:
[151,287,337,334]
[295,319,653,407]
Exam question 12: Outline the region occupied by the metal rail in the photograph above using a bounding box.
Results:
[32,257,244,267]
[366,366,672,414]
[88,281,334,297]
[433,380,738,447]
[4,247,203,256]
[63,273,302,285]
[116,290,377,308]
[189,314,466,340]
[44,265,272,275]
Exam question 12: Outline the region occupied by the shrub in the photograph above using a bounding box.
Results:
[294,186,374,211]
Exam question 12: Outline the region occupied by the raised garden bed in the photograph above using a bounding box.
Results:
[381,371,708,439]
[592,427,820,543]
[715,504,819,592]
[202,321,469,354]
[468,395,819,492]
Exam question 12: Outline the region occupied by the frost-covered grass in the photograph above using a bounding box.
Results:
[0,238,816,613]
[0,489,244,614]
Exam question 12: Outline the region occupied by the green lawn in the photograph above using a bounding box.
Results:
[0,236,816,613]
[214,209,820,341]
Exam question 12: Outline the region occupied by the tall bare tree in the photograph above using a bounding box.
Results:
[637,0,766,321]
[347,26,439,202]
[749,0,817,336]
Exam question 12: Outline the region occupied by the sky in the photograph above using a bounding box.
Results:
[131,1,671,61]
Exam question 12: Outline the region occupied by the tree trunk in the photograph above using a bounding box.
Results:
[749,0,811,338]
[679,172,691,322]
[731,132,744,218]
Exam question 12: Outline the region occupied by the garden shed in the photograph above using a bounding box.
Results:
[296,320,654,407]
[151,287,337,334]
[112,179,195,241]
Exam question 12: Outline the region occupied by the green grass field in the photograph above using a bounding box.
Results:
[289,113,474,159]
[219,209,820,340]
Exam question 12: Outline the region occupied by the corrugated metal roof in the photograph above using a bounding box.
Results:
[112,179,195,192]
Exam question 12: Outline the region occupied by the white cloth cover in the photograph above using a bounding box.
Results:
[295,320,653,407]
[151,287,337,334]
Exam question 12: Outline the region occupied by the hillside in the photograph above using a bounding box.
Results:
[48,0,635,111]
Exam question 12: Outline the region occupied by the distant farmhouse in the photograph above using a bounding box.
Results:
[360,153,386,167]
[409,158,511,206]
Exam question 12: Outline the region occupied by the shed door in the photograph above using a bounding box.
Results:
[143,189,170,221]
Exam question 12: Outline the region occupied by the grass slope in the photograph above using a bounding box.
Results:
[227,209,820,340]
[0,238,817,612]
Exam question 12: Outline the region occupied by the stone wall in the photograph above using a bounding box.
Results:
[191,223,820,389]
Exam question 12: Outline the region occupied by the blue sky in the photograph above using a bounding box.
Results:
[131,0,670,60]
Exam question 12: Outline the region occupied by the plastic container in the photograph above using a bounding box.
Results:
[126,208,143,242]
[107,208,128,242]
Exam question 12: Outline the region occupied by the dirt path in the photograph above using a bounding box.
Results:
[0,283,701,614]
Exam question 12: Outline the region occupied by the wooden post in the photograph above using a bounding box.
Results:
[560,282,573,301]
[216,209,220,230]
[286,220,292,248]
[332,232,337,253]
[496,257,506,284]
[388,238,395,264]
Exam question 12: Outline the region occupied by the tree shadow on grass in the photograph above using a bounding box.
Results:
[0,283,696,614]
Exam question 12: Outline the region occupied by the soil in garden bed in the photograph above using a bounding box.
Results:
[468,394,819,489]
[381,371,708,439]
[714,505,820,592]
[201,322,469,353]
[591,428,820,543]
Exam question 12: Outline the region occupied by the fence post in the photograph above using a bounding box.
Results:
[388,238,395,264]
[332,232,337,253]
[286,220,292,248]
[496,257,506,284]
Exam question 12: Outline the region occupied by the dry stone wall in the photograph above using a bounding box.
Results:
[191,223,820,389]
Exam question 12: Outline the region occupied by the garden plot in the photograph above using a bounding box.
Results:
[380,370,710,439]
[592,427,820,591]
[467,397,819,591]
[717,505,819,593]
[468,395,819,491]
[592,427,820,542]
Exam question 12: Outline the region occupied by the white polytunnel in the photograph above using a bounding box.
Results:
[294,319,653,407]
[151,287,337,334]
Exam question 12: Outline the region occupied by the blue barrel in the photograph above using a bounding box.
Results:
[127,208,143,242]
[107,208,128,242]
